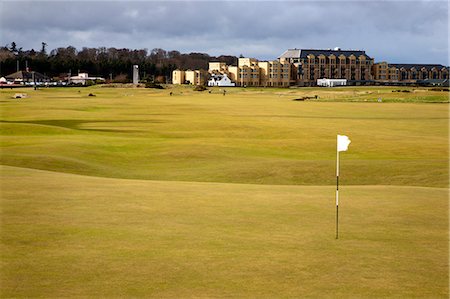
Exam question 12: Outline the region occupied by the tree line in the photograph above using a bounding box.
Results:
[0,42,238,83]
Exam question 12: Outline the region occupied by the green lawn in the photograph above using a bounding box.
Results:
[2,166,448,298]
[0,85,448,298]
[0,86,448,187]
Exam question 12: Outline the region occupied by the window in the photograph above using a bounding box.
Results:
[401,72,407,80]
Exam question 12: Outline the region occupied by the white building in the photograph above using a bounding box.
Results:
[207,74,236,87]
[317,78,347,87]
[69,73,105,85]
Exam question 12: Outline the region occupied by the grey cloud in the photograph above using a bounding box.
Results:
[0,1,448,64]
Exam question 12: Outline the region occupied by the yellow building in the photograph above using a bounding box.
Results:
[173,57,294,87]
[173,49,448,87]
[207,58,293,87]
[172,70,185,85]
[373,62,449,83]
[372,62,398,82]
[237,58,260,87]
[279,48,374,86]
[258,60,291,87]
[227,66,239,83]
[184,70,208,85]
[208,62,228,73]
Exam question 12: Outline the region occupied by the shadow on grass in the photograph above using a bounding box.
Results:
[0,119,165,133]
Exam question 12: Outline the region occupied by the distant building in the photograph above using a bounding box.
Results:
[289,48,374,86]
[172,48,448,87]
[172,70,185,84]
[69,73,105,85]
[417,79,449,87]
[208,62,228,74]
[207,74,235,86]
[317,78,347,87]
[207,57,293,87]
[372,62,449,83]
[185,70,208,85]
[5,70,49,84]
[172,70,208,85]
[278,49,302,64]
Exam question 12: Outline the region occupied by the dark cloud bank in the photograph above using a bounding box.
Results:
[1,0,448,64]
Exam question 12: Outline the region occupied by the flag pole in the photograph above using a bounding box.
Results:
[336,136,339,239]
[336,134,350,240]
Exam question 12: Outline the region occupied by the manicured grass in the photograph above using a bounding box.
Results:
[1,166,448,298]
[0,86,448,298]
[0,86,448,187]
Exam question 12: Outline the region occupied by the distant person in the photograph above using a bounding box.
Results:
[169,92,173,96]
[223,90,226,96]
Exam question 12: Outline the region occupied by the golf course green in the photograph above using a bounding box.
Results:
[1,85,448,297]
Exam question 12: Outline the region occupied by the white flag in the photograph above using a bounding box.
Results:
[337,135,351,152]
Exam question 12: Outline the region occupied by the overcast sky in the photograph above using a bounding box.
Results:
[1,0,448,65]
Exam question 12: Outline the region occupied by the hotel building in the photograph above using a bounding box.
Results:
[172,48,448,87]
[279,48,374,86]
[372,62,449,83]
[207,58,293,87]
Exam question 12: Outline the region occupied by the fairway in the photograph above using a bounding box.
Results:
[1,86,448,298]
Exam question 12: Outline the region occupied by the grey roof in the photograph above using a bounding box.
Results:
[300,49,372,59]
[417,79,449,86]
[389,64,448,71]
[279,49,301,59]
[5,71,48,80]
[210,74,225,80]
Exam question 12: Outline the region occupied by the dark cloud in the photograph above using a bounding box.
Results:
[1,0,448,64]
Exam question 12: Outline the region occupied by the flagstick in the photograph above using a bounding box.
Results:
[336,139,339,240]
